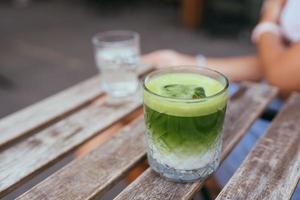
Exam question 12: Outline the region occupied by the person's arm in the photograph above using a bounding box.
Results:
[142,50,262,82]
[205,56,262,82]
[256,0,300,95]
[257,33,300,94]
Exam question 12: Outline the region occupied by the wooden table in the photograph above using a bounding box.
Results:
[1,66,300,200]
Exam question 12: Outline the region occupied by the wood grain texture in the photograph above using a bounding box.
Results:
[216,93,300,200]
[0,65,152,149]
[114,83,278,200]
[0,96,142,198]
[17,117,146,200]
[0,76,102,148]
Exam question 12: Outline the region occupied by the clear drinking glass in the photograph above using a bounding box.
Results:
[143,66,228,182]
[92,30,140,98]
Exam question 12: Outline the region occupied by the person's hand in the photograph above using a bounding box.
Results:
[142,49,196,68]
[260,0,286,23]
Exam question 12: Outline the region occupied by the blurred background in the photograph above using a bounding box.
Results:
[0,0,262,118]
[6,1,299,200]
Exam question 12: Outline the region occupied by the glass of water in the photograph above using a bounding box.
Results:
[92,30,140,98]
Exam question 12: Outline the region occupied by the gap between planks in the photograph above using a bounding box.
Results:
[76,107,143,158]
[216,93,300,200]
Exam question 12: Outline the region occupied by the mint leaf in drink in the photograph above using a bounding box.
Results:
[193,87,206,99]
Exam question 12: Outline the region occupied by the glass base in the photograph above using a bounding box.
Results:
[148,153,220,183]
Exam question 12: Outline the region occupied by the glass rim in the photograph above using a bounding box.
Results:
[143,66,229,102]
[92,30,139,47]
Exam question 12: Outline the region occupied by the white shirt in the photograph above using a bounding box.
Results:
[280,0,300,43]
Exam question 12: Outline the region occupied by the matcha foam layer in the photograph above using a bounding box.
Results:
[144,73,227,117]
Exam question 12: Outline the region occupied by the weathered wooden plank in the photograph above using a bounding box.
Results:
[17,117,146,200]
[0,76,102,148]
[0,96,142,198]
[216,93,300,200]
[0,65,152,148]
[114,83,278,200]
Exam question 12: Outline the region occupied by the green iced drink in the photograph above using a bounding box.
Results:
[143,67,228,182]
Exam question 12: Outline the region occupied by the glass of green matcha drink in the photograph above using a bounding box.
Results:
[143,66,228,182]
